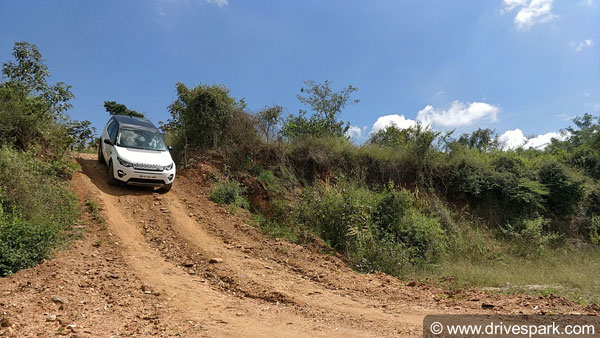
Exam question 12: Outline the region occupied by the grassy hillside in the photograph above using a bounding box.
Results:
[163,81,600,304]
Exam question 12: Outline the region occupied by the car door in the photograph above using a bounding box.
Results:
[103,121,118,162]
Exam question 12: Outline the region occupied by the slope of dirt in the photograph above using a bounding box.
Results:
[0,153,596,337]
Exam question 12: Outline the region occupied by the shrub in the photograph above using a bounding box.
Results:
[538,161,583,218]
[209,179,249,210]
[504,217,558,257]
[0,147,79,276]
[290,181,446,273]
[387,210,446,265]
[372,186,413,233]
[0,209,62,275]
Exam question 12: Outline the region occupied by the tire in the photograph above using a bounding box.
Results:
[158,183,172,194]
[107,161,120,186]
[98,141,106,164]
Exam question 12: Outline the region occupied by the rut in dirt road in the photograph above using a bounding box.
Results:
[76,154,427,337]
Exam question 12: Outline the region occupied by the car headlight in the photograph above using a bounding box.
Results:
[117,156,134,168]
[163,162,174,171]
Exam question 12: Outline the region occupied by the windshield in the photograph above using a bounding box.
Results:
[116,128,167,151]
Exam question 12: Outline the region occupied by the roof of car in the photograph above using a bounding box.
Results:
[110,115,159,132]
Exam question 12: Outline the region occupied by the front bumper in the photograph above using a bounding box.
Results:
[112,160,176,186]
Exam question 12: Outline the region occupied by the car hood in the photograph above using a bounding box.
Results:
[115,146,173,166]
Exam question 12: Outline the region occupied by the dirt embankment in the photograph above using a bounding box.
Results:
[0,154,595,337]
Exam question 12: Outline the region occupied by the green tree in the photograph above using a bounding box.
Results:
[256,105,283,142]
[458,128,499,152]
[67,120,96,150]
[0,41,73,154]
[103,100,145,118]
[165,82,244,149]
[369,124,439,155]
[280,80,358,139]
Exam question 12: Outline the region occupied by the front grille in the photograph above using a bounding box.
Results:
[127,178,165,185]
[133,163,163,171]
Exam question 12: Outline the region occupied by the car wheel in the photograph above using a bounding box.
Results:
[98,141,106,164]
[107,161,120,186]
[158,183,172,194]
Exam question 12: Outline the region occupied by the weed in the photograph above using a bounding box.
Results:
[209,179,249,210]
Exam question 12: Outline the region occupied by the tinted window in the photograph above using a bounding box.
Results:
[108,122,118,142]
[116,128,166,151]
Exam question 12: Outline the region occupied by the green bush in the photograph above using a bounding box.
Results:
[209,179,249,210]
[290,181,446,273]
[538,161,583,218]
[0,209,62,275]
[0,147,79,276]
[504,217,558,257]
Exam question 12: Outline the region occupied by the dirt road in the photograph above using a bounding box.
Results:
[0,154,593,337]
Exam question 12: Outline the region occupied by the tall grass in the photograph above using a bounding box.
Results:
[420,247,600,304]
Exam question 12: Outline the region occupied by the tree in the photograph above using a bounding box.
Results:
[0,41,74,153]
[457,128,499,152]
[165,82,244,149]
[67,120,96,150]
[256,105,283,142]
[369,124,439,156]
[103,100,145,118]
[280,80,358,139]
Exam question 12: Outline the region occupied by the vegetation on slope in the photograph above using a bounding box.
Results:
[0,42,90,276]
[162,79,600,303]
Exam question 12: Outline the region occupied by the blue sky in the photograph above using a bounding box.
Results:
[1,0,598,147]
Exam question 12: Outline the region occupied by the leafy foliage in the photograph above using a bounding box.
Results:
[289,182,446,272]
[256,105,283,142]
[0,147,79,276]
[0,42,74,155]
[165,82,251,150]
[0,42,81,276]
[103,100,144,118]
[280,80,357,139]
[209,179,249,210]
[503,217,558,257]
[67,120,96,150]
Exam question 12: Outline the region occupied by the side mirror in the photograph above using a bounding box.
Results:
[103,139,113,145]
[167,146,173,151]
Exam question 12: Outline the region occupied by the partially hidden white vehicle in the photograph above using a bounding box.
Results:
[98,115,176,193]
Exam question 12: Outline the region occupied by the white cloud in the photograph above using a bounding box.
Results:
[575,39,594,52]
[416,101,500,128]
[503,0,556,29]
[503,0,528,11]
[499,129,569,150]
[499,128,527,149]
[371,115,417,134]
[346,125,363,139]
[524,131,568,149]
[205,0,228,7]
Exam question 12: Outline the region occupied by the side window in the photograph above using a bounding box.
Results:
[108,122,118,142]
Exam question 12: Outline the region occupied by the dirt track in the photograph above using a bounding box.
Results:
[0,154,594,337]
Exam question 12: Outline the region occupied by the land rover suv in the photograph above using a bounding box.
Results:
[98,115,176,193]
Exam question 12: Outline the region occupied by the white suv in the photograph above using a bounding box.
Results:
[98,115,176,193]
